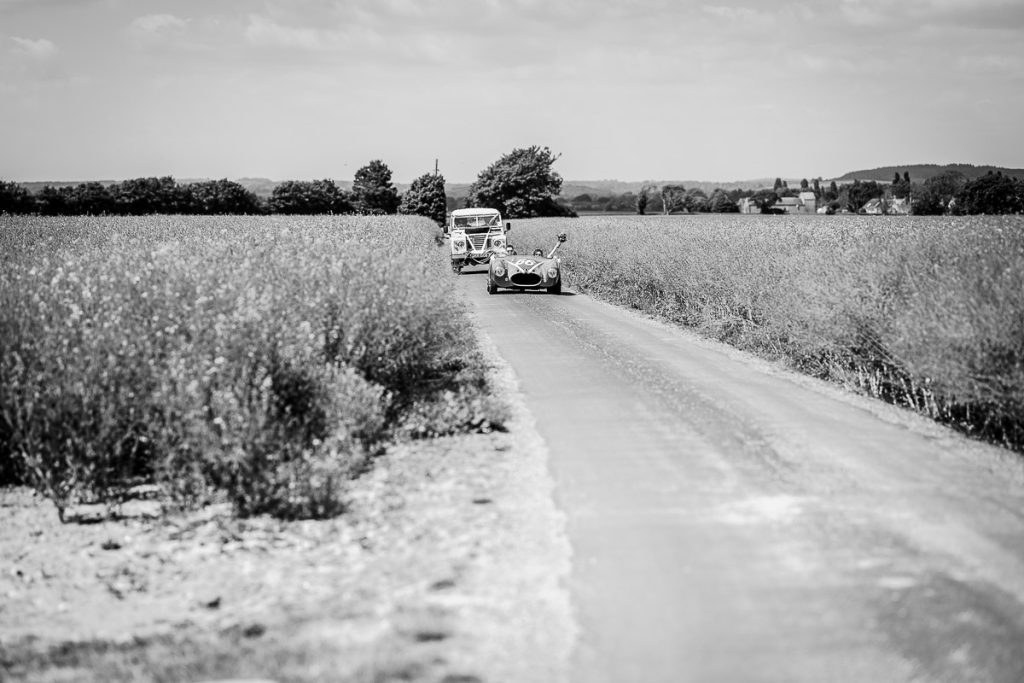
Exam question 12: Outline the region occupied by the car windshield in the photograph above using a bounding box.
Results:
[453,214,500,228]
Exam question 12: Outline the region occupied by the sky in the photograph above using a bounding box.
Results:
[2,0,1023,184]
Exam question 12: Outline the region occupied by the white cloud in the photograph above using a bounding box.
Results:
[243,14,327,50]
[131,14,188,34]
[701,5,761,21]
[838,0,1024,29]
[10,36,57,59]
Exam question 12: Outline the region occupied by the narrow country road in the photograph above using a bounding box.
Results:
[458,270,1024,683]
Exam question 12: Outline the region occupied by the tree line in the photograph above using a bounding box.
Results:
[568,170,1024,216]
[0,160,449,225]
[9,155,1017,221]
[761,170,1024,215]
[1,147,574,225]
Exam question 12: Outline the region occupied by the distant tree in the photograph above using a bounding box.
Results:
[912,170,967,215]
[72,182,115,215]
[749,189,779,213]
[893,171,902,185]
[812,178,822,197]
[0,181,35,214]
[636,185,652,215]
[603,192,636,212]
[825,180,839,202]
[773,177,783,192]
[955,171,1023,214]
[800,178,809,190]
[399,172,447,226]
[467,146,574,218]
[903,171,910,184]
[708,189,739,213]
[110,176,189,214]
[270,179,351,214]
[34,185,75,215]
[683,188,708,212]
[352,160,400,214]
[572,193,593,204]
[845,179,884,213]
[188,179,263,214]
[661,184,686,214]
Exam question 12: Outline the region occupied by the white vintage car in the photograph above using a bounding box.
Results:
[446,208,512,272]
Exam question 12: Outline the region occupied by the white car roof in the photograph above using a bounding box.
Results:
[451,208,500,217]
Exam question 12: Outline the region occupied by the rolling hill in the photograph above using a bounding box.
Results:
[835,164,1024,183]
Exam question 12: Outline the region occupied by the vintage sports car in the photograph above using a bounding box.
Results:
[487,233,566,295]
[447,208,513,273]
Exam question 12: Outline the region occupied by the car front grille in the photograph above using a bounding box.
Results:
[511,273,542,287]
[468,235,488,252]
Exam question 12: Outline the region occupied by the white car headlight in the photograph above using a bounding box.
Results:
[494,262,506,277]
[547,267,559,278]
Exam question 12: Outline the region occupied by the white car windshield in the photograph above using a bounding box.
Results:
[453,214,500,228]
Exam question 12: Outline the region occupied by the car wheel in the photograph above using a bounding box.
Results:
[548,278,561,295]
[452,262,462,274]
[487,279,498,295]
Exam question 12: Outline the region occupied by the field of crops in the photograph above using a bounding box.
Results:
[0,215,504,520]
[513,213,1024,450]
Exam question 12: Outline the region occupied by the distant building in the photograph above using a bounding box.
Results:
[738,191,821,215]
[798,191,817,214]
[737,197,758,214]
[861,197,911,215]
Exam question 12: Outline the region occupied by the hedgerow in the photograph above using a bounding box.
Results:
[0,215,505,520]
[513,214,1024,451]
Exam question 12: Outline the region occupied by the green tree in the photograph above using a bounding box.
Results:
[352,160,400,214]
[912,170,966,215]
[270,179,351,214]
[467,146,574,218]
[800,178,809,190]
[683,187,708,212]
[708,189,739,213]
[108,176,192,215]
[844,179,884,213]
[825,180,839,202]
[636,185,653,215]
[72,182,115,215]
[399,172,447,226]
[955,172,1023,215]
[189,179,263,215]
[773,177,783,192]
[660,185,686,214]
[749,189,779,213]
[0,181,34,214]
[35,185,75,215]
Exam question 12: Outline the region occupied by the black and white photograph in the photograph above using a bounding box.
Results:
[2,1,1024,681]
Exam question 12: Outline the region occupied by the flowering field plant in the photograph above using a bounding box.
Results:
[1,215,504,520]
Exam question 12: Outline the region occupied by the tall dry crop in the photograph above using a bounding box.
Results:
[0,215,503,519]
[513,214,1024,449]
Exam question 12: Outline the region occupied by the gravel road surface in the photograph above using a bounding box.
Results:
[460,271,1024,683]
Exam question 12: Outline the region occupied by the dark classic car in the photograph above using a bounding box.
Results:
[486,233,566,295]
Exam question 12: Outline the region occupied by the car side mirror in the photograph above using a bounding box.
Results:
[505,222,512,231]
[557,232,567,243]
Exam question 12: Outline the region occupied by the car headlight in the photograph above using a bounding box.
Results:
[454,240,466,250]
[547,267,559,278]
[493,262,506,277]
[492,238,504,248]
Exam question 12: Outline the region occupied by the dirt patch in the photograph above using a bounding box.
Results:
[0,357,573,682]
